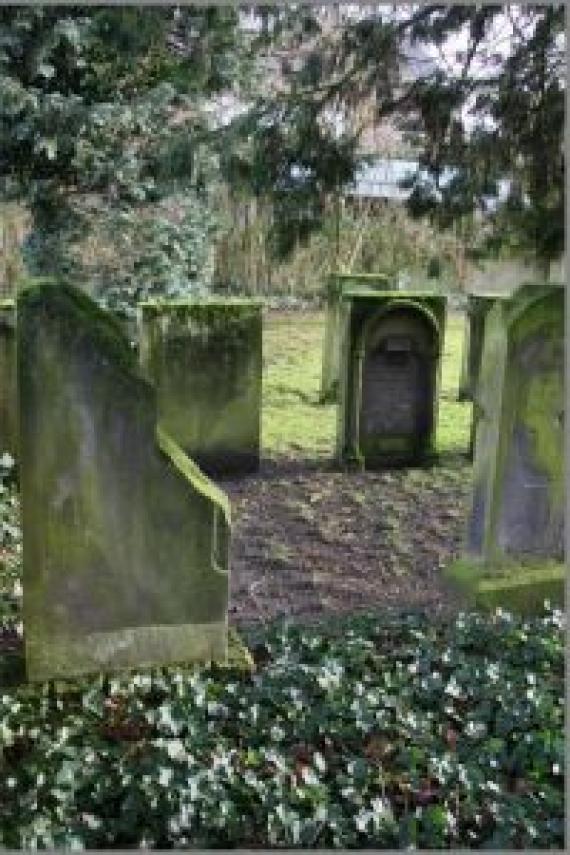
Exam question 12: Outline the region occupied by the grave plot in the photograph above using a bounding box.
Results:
[445,282,565,613]
[336,291,446,468]
[320,272,393,403]
[0,300,17,457]
[139,300,262,476]
[18,281,231,681]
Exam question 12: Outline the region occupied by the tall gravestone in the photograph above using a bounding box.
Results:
[458,295,499,402]
[139,300,262,476]
[445,283,565,612]
[19,281,231,681]
[458,294,504,458]
[336,290,446,468]
[0,300,17,456]
[321,273,392,403]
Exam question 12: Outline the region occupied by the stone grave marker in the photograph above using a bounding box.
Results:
[321,273,392,403]
[0,300,17,457]
[458,294,499,402]
[19,281,231,681]
[336,291,446,468]
[139,300,262,476]
[458,294,505,458]
[445,282,565,613]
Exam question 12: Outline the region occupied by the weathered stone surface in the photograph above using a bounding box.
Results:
[445,283,565,614]
[444,557,565,615]
[336,290,446,468]
[457,294,506,459]
[321,273,392,403]
[139,300,262,476]
[458,295,499,402]
[0,300,17,456]
[468,283,564,561]
[19,281,231,681]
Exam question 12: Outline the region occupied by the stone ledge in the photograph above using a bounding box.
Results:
[443,558,566,615]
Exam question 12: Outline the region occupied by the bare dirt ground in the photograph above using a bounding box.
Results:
[223,308,473,629]
[224,456,471,629]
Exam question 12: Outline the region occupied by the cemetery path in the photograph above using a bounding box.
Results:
[223,455,472,628]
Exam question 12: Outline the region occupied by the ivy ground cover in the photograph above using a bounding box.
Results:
[0,599,565,849]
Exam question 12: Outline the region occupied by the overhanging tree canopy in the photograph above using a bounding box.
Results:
[228,4,564,262]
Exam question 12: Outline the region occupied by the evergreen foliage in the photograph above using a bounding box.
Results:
[236,5,564,261]
[0,5,248,310]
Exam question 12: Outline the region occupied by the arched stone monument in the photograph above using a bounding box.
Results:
[337,291,446,468]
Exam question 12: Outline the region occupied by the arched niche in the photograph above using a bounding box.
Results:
[354,299,441,467]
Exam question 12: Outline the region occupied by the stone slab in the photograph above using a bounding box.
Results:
[139,300,262,476]
[444,558,565,616]
[467,282,564,564]
[18,281,231,681]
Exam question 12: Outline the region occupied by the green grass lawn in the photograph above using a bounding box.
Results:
[262,309,472,460]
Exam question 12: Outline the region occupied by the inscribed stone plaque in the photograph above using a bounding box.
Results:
[358,309,438,465]
[19,281,231,681]
[361,347,420,436]
[497,329,564,558]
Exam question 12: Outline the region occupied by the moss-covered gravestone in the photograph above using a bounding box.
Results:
[458,295,500,402]
[445,283,565,613]
[458,294,506,458]
[321,273,392,403]
[0,300,17,456]
[336,291,446,468]
[19,281,231,681]
[139,300,262,476]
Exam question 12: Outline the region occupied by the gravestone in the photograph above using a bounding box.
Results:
[337,291,446,468]
[321,273,392,403]
[139,300,262,476]
[458,294,505,458]
[458,295,499,402]
[19,281,231,681]
[445,282,565,613]
[0,300,17,456]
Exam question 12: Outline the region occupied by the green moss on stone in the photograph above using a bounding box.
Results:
[140,300,262,475]
[444,557,565,615]
[521,371,564,506]
[157,426,230,524]
[19,280,232,681]
[19,278,138,377]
